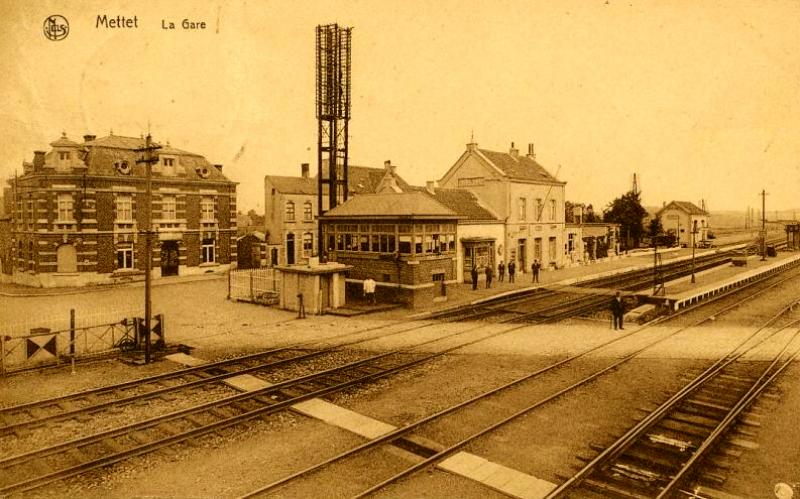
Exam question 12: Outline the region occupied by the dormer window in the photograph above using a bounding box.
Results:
[59,151,70,161]
[161,156,177,176]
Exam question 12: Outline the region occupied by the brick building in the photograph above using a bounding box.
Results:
[1,132,237,287]
[438,141,567,273]
[264,161,411,267]
[320,192,458,307]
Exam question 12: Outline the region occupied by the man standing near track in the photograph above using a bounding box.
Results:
[471,264,479,290]
[498,260,505,283]
[531,259,540,283]
[363,277,377,305]
[610,291,625,330]
[508,260,516,283]
[485,265,493,289]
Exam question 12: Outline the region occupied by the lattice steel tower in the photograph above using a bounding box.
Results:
[316,24,352,252]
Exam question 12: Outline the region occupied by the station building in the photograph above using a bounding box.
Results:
[320,192,459,307]
[438,141,567,274]
[657,201,710,247]
[264,160,411,267]
[1,132,237,287]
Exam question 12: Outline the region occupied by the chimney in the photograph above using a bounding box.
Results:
[83,134,96,143]
[33,151,46,171]
[425,180,437,195]
[214,164,223,172]
[300,163,310,178]
[509,142,518,157]
[527,143,535,159]
[384,160,395,174]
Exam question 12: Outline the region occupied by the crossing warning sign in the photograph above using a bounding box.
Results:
[26,334,57,361]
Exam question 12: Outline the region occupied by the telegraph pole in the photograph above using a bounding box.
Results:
[136,134,161,363]
[760,189,768,261]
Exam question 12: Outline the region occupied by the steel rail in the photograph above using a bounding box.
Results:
[240,258,800,498]
[545,304,800,498]
[656,328,800,498]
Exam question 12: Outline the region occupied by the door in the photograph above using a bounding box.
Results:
[517,239,526,272]
[271,248,279,267]
[160,241,180,276]
[250,245,261,269]
[548,237,557,265]
[286,234,295,265]
[56,244,77,273]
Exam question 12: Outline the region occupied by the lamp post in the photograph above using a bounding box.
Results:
[690,220,698,284]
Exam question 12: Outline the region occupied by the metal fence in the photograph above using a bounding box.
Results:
[228,268,280,305]
[0,309,149,374]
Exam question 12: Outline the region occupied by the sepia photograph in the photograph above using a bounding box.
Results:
[1,1,800,497]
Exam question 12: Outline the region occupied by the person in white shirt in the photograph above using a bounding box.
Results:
[363,277,377,305]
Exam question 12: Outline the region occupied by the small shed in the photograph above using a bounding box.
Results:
[236,231,266,269]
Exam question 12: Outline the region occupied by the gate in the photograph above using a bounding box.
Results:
[228,268,280,305]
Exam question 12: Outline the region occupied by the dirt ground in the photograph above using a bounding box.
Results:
[4,272,800,498]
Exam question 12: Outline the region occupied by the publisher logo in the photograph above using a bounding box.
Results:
[43,15,69,41]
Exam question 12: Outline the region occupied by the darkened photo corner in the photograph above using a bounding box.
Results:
[1,1,799,498]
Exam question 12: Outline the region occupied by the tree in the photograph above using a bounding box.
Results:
[603,191,647,248]
[584,204,601,223]
[648,216,663,238]
[247,209,265,226]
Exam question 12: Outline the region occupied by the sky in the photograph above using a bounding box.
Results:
[1,0,798,214]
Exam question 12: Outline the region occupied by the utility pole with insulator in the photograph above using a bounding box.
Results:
[760,189,768,261]
[135,134,161,363]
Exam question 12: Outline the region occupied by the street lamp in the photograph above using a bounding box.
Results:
[690,220,698,283]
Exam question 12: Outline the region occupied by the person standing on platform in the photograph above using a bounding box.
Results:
[363,277,377,305]
[471,265,479,290]
[531,259,540,283]
[508,260,516,283]
[485,265,493,289]
[610,291,625,330]
[498,260,505,283]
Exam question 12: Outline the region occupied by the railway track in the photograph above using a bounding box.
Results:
[236,254,800,498]
[2,238,791,495]
[548,316,800,498]
[432,237,788,323]
[0,282,623,495]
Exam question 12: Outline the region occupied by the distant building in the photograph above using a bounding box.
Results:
[438,141,567,271]
[264,161,411,267]
[1,132,237,287]
[657,201,710,246]
[321,192,458,307]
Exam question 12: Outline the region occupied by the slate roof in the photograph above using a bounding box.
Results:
[49,133,81,148]
[266,175,317,195]
[321,192,458,219]
[477,149,561,183]
[268,164,412,196]
[658,201,708,217]
[76,134,231,182]
[413,187,499,221]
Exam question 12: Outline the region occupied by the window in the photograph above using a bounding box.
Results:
[162,196,176,220]
[200,197,215,222]
[535,198,543,220]
[302,233,313,257]
[518,198,527,221]
[59,151,70,161]
[116,195,133,222]
[57,193,74,222]
[303,201,313,221]
[550,199,557,221]
[285,201,295,221]
[360,235,370,252]
[399,235,412,254]
[163,157,175,167]
[201,239,215,263]
[116,244,134,269]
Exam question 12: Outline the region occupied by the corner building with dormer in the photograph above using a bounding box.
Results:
[1,133,237,287]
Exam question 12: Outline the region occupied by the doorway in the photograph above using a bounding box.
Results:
[517,239,527,272]
[286,234,295,265]
[160,241,180,276]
